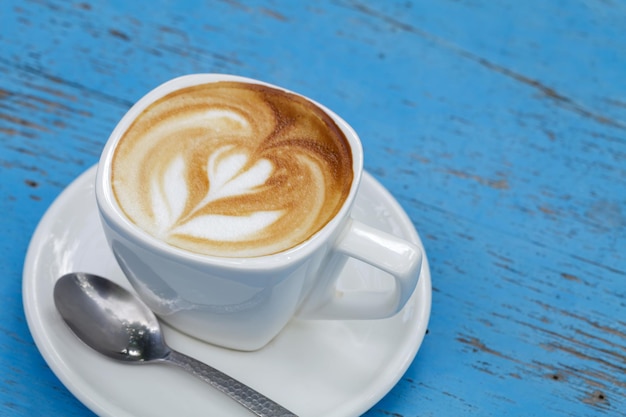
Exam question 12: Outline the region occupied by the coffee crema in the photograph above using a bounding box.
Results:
[111,81,353,257]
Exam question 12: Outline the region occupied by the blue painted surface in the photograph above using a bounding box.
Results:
[1,1,625,416]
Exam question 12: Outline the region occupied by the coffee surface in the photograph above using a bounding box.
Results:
[111,81,353,257]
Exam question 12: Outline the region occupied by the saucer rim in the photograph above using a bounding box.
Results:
[23,165,432,417]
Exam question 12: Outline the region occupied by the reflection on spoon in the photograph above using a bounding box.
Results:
[53,272,298,417]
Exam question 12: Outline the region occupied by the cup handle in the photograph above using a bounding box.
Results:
[297,218,422,319]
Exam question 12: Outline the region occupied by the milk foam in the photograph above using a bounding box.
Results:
[150,145,282,242]
[172,211,284,242]
[111,81,353,257]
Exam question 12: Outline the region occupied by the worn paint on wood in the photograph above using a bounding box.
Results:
[1,1,625,416]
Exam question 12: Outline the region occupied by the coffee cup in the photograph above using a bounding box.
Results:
[95,74,422,351]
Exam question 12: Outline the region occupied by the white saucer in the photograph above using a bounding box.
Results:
[23,166,432,417]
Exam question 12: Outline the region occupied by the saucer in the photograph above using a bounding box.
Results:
[23,166,432,417]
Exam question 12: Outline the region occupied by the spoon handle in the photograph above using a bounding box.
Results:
[165,350,298,417]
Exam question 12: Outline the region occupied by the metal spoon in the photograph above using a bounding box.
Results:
[53,272,298,417]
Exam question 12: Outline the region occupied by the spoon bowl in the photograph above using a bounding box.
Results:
[54,273,170,363]
[54,272,297,417]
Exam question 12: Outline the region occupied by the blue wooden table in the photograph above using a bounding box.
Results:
[2,1,625,416]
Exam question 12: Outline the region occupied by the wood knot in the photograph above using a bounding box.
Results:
[582,390,609,407]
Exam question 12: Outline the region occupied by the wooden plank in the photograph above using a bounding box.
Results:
[1,1,624,416]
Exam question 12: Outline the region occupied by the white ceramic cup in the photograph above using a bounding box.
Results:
[95,74,422,351]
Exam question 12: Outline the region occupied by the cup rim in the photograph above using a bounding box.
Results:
[95,73,364,270]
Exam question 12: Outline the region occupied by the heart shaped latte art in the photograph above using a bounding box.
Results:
[151,145,282,242]
[111,82,353,257]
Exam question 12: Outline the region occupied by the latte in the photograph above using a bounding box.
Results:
[111,81,353,257]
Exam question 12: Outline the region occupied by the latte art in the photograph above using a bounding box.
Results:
[111,82,353,257]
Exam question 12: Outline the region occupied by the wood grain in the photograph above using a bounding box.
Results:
[1,1,624,416]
